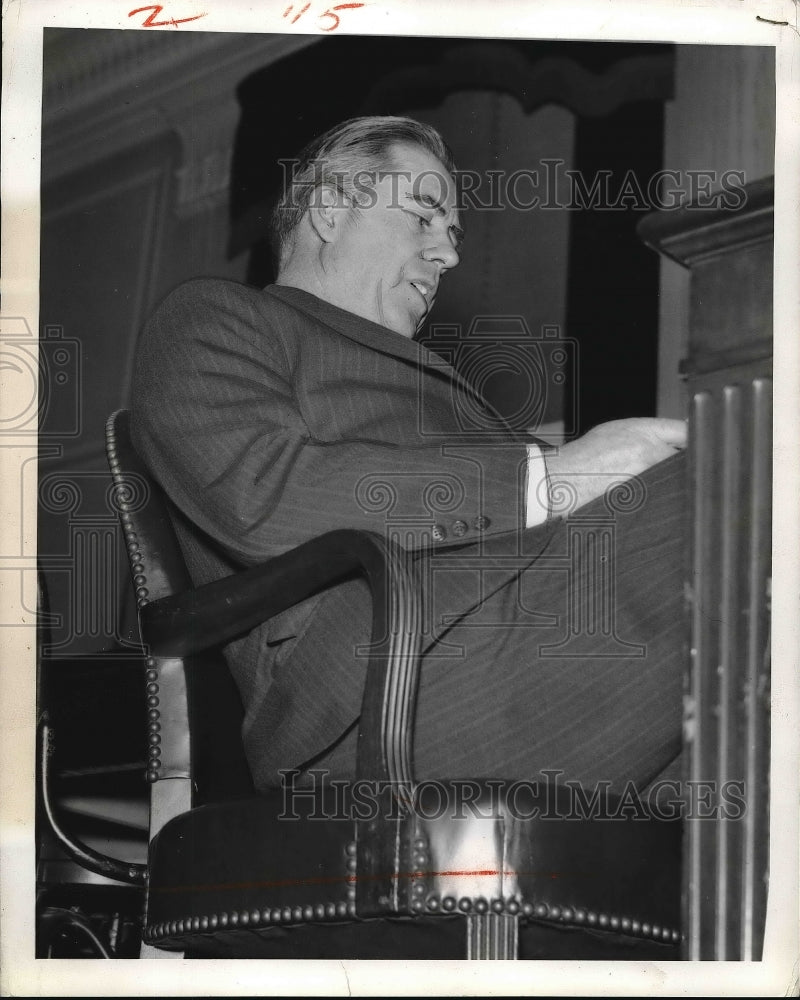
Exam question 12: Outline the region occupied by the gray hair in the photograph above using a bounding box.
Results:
[271,115,456,266]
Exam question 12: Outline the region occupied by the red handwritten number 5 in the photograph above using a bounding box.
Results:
[129,5,207,27]
[319,3,365,32]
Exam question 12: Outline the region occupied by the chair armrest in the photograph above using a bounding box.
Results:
[141,528,424,914]
[141,529,404,655]
[139,528,423,788]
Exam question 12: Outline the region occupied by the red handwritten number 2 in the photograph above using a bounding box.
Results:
[129,5,207,27]
[283,3,365,32]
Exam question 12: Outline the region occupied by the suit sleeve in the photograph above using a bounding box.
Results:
[131,280,530,566]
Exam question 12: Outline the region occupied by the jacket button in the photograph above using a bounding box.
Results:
[431,524,447,542]
[473,516,491,532]
[452,520,468,537]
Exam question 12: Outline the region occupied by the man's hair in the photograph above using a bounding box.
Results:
[271,115,456,267]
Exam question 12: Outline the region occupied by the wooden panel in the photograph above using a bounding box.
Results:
[690,243,773,358]
[656,45,774,418]
[639,177,772,960]
[685,364,771,960]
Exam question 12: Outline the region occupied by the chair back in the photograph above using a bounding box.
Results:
[106,409,193,605]
[105,409,254,805]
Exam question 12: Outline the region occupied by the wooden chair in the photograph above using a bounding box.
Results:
[39,408,683,960]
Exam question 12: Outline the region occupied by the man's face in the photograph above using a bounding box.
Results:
[325,142,463,338]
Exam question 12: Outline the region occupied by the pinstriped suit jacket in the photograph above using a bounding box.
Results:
[131,279,542,780]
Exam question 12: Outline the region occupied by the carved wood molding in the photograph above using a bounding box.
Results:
[42,30,320,190]
[679,339,773,377]
[636,175,774,267]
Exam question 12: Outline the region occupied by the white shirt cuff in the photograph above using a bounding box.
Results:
[525,443,550,527]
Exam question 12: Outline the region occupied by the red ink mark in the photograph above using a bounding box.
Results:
[280,1,365,32]
[128,4,207,27]
[282,2,312,24]
[151,868,529,895]
[318,2,365,31]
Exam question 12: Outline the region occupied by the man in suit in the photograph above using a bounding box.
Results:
[132,116,686,795]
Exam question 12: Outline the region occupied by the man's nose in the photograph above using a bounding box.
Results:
[423,239,460,271]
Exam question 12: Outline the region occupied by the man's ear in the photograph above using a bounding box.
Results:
[307,183,349,244]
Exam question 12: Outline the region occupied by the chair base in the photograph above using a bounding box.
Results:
[176,915,681,960]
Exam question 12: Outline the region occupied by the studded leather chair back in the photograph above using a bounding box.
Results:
[105,410,253,805]
[106,410,192,605]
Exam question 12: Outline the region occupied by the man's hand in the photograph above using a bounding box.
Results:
[544,418,687,514]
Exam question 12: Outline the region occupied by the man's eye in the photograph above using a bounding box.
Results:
[403,208,434,230]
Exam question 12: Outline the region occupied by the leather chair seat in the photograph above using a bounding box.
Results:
[145,780,682,959]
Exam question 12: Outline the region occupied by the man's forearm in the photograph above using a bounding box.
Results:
[538,418,688,517]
